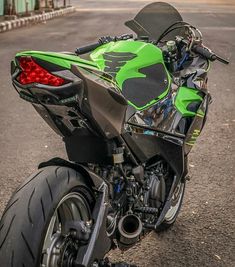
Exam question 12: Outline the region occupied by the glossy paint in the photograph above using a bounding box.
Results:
[174,86,203,117]
[17,40,171,110]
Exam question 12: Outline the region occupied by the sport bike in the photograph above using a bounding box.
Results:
[0,2,229,267]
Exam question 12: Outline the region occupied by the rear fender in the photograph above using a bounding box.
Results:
[38,157,104,189]
[38,158,112,264]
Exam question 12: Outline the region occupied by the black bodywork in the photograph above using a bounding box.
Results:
[11,52,210,178]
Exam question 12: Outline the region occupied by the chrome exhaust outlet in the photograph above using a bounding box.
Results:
[117,214,142,249]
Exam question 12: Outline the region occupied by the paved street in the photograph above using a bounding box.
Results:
[0,0,234,266]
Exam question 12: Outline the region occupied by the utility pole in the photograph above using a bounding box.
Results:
[63,0,66,7]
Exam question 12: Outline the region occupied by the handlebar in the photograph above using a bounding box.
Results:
[75,42,102,55]
[75,34,230,66]
[75,34,133,55]
[192,45,229,65]
[192,45,217,61]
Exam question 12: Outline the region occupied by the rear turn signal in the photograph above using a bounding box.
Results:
[17,57,66,86]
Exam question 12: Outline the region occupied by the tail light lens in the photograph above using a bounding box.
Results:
[17,57,67,86]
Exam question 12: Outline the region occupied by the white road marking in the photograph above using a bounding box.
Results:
[201,26,235,31]
[75,7,235,14]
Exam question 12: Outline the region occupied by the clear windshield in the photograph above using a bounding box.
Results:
[125,2,183,41]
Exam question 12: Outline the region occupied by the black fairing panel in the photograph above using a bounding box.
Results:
[64,128,115,164]
[122,132,184,178]
[71,66,128,139]
[122,63,169,108]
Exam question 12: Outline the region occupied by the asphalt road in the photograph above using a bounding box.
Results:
[0,1,235,266]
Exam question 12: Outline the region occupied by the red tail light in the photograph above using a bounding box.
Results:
[17,57,66,86]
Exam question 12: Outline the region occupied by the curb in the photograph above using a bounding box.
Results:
[0,7,76,33]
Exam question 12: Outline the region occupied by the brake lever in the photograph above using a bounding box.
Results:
[99,36,114,44]
[99,34,133,44]
[117,34,134,41]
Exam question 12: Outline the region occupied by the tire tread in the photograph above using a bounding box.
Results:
[0,215,16,249]
[16,170,43,194]
[0,166,93,267]
[21,231,35,261]
[27,188,35,225]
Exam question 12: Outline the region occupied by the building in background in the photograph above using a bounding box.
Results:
[0,0,69,16]
[54,0,70,9]
[0,0,4,16]
[5,0,37,15]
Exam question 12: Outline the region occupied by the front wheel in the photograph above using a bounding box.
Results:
[0,166,95,267]
[156,181,185,232]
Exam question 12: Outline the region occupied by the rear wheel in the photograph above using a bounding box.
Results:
[156,181,185,232]
[0,166,95,267]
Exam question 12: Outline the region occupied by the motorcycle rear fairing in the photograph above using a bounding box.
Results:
[12,57,128,138]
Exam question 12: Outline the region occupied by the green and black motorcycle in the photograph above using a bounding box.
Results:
[0,2,229,267]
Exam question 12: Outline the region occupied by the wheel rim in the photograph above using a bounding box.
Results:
[40,192,91,267]
[164,182,185,222]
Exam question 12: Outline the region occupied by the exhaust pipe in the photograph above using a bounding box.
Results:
[118,214,142,249]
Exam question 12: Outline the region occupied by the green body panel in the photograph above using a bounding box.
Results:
[16,51,99,71]
[90,40,171,110]
[91,41,168,88]
[174,86,203,117]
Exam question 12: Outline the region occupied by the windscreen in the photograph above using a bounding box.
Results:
[125,2,183,41]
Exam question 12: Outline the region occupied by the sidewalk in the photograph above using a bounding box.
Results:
[0,6,75,33]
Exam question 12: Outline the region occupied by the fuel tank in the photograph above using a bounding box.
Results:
[90,40,171,110]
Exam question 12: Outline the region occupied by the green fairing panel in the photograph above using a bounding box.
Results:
[16,51,99,71]
[174,86,203,117]
[16,41,170,110]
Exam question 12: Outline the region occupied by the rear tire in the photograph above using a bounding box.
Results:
[0,166,95,267]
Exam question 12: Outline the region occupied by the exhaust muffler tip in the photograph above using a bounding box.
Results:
[118,214,142,249]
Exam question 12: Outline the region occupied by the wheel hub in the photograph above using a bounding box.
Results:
[58,236,78,267]
[40,192,91,267]
[45,234,78,267]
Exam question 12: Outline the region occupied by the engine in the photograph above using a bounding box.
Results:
[101,161,168,250]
